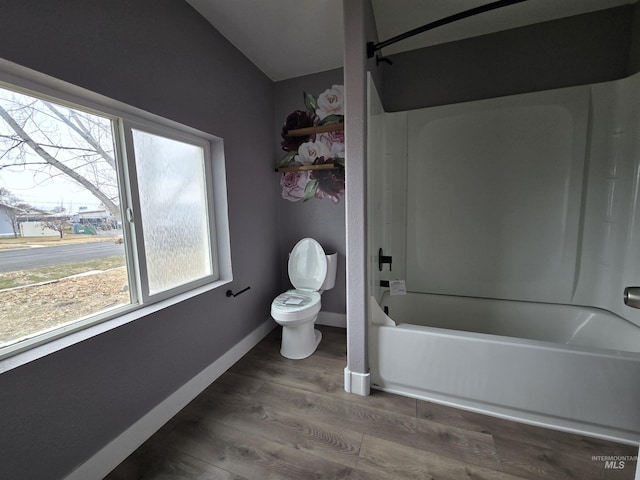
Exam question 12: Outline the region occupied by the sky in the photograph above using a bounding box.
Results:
[0,170,104,211]
[0,85,114,213]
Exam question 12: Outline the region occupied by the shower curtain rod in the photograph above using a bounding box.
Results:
[367,0,529,59]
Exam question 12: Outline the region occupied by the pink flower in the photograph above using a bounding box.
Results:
[280,170,311,202]
[317,131,345,159]
[317,130,344,144]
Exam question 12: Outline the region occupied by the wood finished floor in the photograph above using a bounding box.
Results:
[106,326,637,480]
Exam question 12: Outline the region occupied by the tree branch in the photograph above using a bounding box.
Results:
[43,102,116,169]
[0,104,120,215]
[0,162,49,169]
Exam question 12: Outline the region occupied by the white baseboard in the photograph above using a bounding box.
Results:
[65,318,276,480]
[344,366,370,396]
[316,311,346,328]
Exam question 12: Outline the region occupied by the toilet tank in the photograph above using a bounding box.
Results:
[320,251,338,291]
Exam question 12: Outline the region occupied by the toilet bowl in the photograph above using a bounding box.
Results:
[271,238,337,359]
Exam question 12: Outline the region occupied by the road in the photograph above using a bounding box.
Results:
[0,242,125,273]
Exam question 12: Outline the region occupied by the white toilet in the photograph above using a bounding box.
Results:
[271,238,338,359]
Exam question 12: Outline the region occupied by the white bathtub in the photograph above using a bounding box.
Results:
[369,292,640,444]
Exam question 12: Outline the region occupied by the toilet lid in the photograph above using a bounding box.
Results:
[288,238,327,291]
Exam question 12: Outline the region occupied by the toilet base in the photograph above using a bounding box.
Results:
[280,322,322,360]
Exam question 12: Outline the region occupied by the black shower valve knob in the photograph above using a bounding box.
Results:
[378,248,392,271]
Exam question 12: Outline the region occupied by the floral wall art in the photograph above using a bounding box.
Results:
[279,85,345,203]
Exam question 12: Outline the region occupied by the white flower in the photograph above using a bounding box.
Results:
[316,85,344,120]
[294,141,332,165]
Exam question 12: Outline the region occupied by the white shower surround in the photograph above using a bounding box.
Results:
[367,72,640,444]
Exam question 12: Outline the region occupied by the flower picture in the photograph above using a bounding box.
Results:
[316,85,345,120]
[280,170,311,202]
[279,85,345,203]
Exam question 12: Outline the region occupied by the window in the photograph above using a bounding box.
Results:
[0,62,229,360]
[127,127,216,297]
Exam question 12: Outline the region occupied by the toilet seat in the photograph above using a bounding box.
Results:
[271,290,321,323]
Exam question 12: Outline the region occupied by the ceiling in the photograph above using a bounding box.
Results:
[186,0,637,82]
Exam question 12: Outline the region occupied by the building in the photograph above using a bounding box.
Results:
[0,202,18,237]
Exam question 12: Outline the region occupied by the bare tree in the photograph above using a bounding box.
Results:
[0,88,120,217]
[41,215,69,239]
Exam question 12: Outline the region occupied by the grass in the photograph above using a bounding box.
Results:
[0,256,126,290]
[0,234,120,250]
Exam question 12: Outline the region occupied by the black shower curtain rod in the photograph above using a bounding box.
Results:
[367,0,530,59]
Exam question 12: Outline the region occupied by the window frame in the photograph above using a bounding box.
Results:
[0,58,232,369]
[121,119,220,303]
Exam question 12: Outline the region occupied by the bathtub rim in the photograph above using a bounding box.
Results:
[389,321,640,359]
[369,321,640,446]
[369,294,640,445]
[369,366,640,447]
[372,293,640,357]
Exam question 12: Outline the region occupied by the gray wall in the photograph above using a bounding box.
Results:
[274,68,346,314]
[381,5,638,111]
[0,1,280,479]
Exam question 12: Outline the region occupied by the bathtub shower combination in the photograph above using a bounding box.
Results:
[367,72,640,444]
